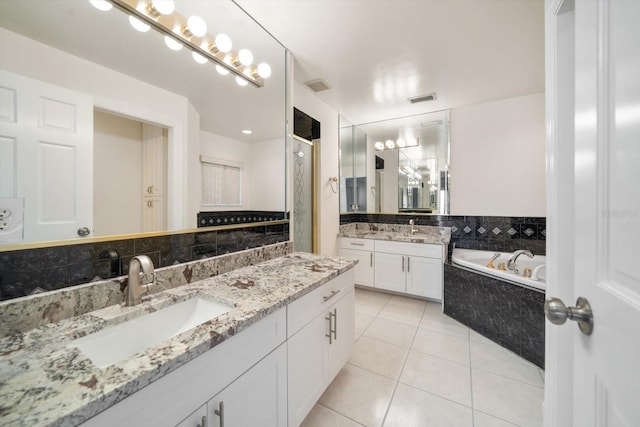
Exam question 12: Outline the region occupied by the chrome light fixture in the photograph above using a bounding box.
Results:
[90,0,270,88]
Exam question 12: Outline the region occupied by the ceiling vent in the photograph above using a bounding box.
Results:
[408,92,437,104]
[305,78,331,93]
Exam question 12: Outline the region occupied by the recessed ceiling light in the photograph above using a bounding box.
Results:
[242,129,252,135]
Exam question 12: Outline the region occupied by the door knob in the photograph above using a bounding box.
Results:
[544,296,594,335]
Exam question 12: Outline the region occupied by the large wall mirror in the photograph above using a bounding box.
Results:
[0,0,287,247]
[340,110,450,215]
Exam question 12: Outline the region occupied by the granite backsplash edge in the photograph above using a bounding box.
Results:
[0,241,293,337]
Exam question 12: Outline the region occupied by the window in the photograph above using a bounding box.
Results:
[200,155,242,206]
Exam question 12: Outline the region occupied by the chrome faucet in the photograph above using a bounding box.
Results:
[409,219,417,234]
[125,255,155,306]
[506,250,534,274]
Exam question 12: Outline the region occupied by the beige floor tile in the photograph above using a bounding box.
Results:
[400,350,472,406]
[469,329,499,345]
[349,336,409,380]
[362,317,418,348]
[425,301,444,314]
[386,294,428,311]
[470,341,544,387]
[419,309,470,338]
[411,328,470,365]
[472,369,544,427]
[354,312,376,339]
[378,303,425,326]
[473,411,518,427]
[383,383,473,427]
[355,289,391,316]
[319,364,397,427]
[301,404,364,427]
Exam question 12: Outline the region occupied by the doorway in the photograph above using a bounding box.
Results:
[292,108,320,253]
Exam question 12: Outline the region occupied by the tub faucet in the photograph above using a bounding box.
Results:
[506,250,534,274]
[125,255,155,306]
[409,219,417,234]
[486,253,500,269]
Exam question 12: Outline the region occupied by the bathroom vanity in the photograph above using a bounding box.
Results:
[0,251,356,427]
[339,223,451,301]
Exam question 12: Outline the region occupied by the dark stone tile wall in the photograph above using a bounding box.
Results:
[0,222,289,301]
[197,210,287,227]
[340,213,546,259]
[444,263,545,368]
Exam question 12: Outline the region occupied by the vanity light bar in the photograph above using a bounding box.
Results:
[374,137,419,151]
[104,0,265,88]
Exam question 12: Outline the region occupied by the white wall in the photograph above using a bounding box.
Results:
[0,28,192,229]
[378,149,400,213]
[93,111,143,236]
[450,93,546,216]
[250,138,286,212]
[293,81,340,256]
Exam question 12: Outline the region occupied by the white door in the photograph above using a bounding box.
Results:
[545,0,640,425]
[340,247,374,287]
[374,252,406,292]
[0,69,93,242]
[406,255,443,301]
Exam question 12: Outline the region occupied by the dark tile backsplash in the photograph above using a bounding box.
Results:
[340,213,546,259]
[0,221,289,301]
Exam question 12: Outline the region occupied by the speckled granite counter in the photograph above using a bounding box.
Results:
[338,222,451,245]
[0,253,356,426]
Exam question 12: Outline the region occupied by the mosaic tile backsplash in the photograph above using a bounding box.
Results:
[340,214,546,258]
[197,211,287,227]
[0,222,289,301]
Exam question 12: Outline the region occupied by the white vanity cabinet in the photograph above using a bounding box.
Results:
[287,270,355,427]
[339,238,374,287]
[375,240,444,300]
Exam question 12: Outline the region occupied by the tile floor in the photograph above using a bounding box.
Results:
[301,288,545,427]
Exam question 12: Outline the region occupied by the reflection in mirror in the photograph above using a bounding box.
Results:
[339,110,450,215]
[0,0,286,247]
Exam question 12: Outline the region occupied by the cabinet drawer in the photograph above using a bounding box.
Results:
[287,270,354,338]
[340,237,374,251]
[374,240,443,259]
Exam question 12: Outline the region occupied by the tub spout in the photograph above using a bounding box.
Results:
[506,250,534,274]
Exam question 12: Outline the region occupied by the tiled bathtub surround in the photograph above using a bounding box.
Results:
[340,214,546,259]
[0,221,289,301]
[0,241,292,337]
[443,263,545,368]
[197,210,287,227]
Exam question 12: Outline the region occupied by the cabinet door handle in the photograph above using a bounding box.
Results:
[146,200,154,208]
[333,308,338,341]
[323,289,341,302]
[350,242,365,246]
[147,185,154,194]
[197,415,208,427]
[402,256,405,272]
[325,310,336,344]
[214,401,224,427]
[370,252,373,267]
[407,257,411,273]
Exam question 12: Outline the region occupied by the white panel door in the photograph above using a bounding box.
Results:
[327,288,355,382]
[546,0,640,425]
[375,252,406,292]
[340,248,374,287]
[406,256,443,300]
[0,69,93,242]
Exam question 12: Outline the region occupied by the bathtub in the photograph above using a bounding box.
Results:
[451,248,546,291]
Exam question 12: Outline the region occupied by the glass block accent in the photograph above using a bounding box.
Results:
[508,227,517,236]
[463,226,472,234]
[477,226,486,234]
[492,227,501,235]
[524,228,535,237]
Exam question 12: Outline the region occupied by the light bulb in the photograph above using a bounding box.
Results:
[385,140,395,149]
[192,52,208,64]
[396,139,406,147]
[257,63,271,78]
[242,130,252,135]
[187,15,207,37]
[216,65,230,76]
[238,49,253,66]
[164,36,182,51]
[129,16,150,32]
[375,142,385,150]
[235,76,248,87]
[89,0,112,11]
[150,0,175,15]
[215,34,232,53]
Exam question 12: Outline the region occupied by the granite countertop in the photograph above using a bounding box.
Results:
[338,223,451,245]
[0,253,356,427]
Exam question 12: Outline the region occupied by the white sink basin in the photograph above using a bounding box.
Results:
[70,297,232,367]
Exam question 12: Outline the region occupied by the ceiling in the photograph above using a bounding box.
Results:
[236,0,545,126]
